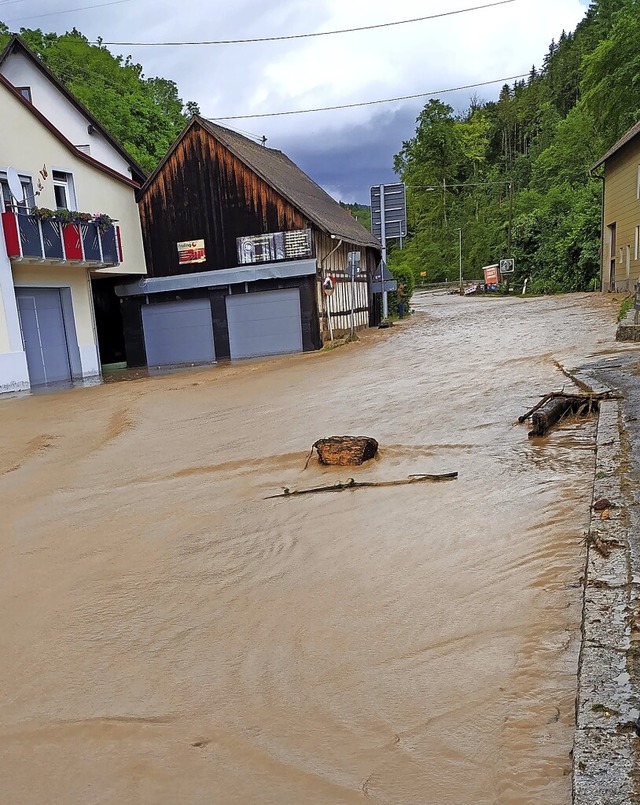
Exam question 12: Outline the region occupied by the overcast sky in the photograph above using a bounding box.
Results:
[3,0,589,202]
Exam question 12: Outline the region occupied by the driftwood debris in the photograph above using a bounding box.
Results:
[519,391,616,438]
[312,436,379,466]
[265,472,458,499]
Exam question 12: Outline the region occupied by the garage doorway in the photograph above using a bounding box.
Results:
[15,288,72,386]
[142,299,216,367]
[226,289,303,359]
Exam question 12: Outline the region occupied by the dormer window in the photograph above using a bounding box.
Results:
[52,170,76,210]
[16,87,32,103]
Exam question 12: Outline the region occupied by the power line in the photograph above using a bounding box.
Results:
[4,0,133,23]
[99,0,517,46]
[208,74,530,120]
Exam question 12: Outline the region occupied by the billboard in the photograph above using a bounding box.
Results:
[483,264,500,285]
[237,229,313,265]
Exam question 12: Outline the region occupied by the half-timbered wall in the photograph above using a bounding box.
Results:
[314,232,377,337]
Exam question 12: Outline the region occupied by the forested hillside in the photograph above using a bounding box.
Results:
[392,0,639,292]
[0,24,198,173]
[2,2,637,294]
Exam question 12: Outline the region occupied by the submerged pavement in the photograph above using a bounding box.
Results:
[571,355,640,803]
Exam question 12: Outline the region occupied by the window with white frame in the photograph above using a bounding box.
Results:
[52,170,77,210]
[0,171,34,213]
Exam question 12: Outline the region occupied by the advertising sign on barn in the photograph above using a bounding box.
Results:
[177,239,206,265]
[237,229,313,265]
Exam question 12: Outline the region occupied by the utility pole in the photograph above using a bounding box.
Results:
[457,228,463,294]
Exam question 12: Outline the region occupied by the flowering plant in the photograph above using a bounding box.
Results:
[93,212,114,233]
[29,207,114,231]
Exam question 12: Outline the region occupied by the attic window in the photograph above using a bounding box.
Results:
[17,87,31,103]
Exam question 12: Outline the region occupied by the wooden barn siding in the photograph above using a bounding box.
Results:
[138,123,309,278]
[119,274,320,367]
[314,233,378,336]
[603,141,640,290]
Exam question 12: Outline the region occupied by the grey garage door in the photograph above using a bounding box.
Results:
[226,289,303,359]
[142,299,215,367]
[16,288,72,386]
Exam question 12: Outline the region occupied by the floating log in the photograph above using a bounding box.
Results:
[528,396,599,437]
[313,436,379,466]
[265,472,458,499]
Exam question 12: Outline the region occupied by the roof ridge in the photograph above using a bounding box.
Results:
[0,34,147,182]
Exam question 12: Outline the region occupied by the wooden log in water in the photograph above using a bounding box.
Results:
[529,397,576,437]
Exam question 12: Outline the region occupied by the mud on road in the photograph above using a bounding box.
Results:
[0,291,629,804]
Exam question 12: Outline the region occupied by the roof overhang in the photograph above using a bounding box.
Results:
[115,258,318,297]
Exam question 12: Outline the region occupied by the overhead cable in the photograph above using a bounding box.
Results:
[99,0,517,46]
[208,73,530,120]
[4,0,132,23]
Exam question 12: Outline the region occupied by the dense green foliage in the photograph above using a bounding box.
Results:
[339,202,372,231]
[0,23,198,173]
[391,0,638,292]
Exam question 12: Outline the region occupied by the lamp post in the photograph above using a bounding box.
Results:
[456,227,462,294]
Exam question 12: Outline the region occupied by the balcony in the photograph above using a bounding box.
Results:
[1,211,122,266]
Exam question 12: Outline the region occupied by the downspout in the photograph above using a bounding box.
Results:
[320,236,342,341]
[590,168,606,292]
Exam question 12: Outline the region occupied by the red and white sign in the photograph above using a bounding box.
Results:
[177,239,206,265]
[483,264,500,285]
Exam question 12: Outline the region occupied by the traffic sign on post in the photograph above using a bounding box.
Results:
[370,183,406,318]
[370,183,407,240]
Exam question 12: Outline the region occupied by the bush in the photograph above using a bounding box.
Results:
[388,264,415,317]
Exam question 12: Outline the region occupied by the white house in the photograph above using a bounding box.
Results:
[0,36,146,393]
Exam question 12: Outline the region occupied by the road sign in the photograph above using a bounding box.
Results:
[500,258,515,274]
[370,183,407,240]
[346,250,361,277]
[372,262,397,293]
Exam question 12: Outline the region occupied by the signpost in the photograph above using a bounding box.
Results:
[347,251,361,337]
[370,183,406,318]
[499,258,515,274]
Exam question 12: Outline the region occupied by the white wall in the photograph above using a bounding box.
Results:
[1,82,146,276]
[0,50,133,179]
[0,221,29,392]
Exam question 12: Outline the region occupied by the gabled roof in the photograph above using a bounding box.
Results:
[142,115,381,250]
[0,71,138,188]
[593,119,640,170]
[0,35,147,184]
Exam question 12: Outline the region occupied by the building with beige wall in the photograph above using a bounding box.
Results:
[0,38,146,393]
[594,120,640,292]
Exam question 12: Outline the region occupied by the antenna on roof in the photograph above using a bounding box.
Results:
[6,167,24,205]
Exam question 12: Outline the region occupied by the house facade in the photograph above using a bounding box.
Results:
[116,117,380,368]
[593,120,640,291]
[0,37,146,393]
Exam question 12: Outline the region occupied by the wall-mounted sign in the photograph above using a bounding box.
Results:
[237,229,313,265]
[500,258,515,274]
[177,239,206,265]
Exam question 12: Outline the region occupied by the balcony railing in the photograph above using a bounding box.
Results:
[1,211,122,266]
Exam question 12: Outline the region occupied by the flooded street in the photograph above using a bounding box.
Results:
[0,292,625,804]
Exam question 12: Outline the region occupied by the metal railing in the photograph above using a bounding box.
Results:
[2,211,121,266]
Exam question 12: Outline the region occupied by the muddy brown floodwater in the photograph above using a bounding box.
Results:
[0,292,628,804]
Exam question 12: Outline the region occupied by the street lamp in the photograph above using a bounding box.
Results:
[456,228,462,294]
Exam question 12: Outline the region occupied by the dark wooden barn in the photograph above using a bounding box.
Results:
[116,116,381,368]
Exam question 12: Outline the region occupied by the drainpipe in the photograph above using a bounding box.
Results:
[320,235,342,341]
